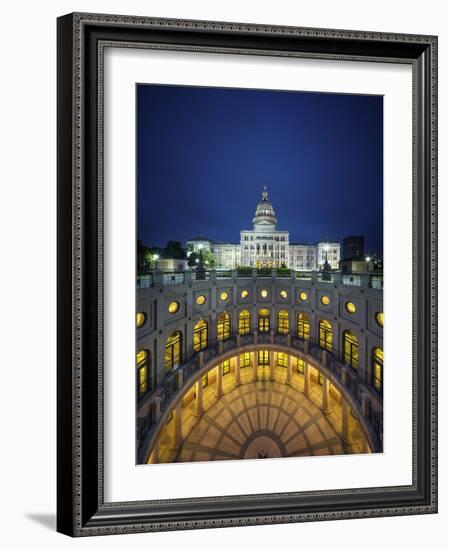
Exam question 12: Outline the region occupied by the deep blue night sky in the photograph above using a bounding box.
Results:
[137,84,383,255]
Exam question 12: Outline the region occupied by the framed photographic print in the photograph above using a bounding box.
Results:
[57,13,438,536]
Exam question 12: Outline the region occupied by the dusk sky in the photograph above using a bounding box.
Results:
[137,84,383,256]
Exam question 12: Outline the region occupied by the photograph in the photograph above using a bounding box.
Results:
[135,84,384,465]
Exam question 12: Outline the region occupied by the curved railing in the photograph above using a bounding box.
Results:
[137,332,383,463]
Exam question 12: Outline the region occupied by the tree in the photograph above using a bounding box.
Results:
[187,249,215,268]
[163,240,186,259]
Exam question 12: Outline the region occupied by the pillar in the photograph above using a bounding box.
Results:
[194,379,203,416]
[149,441,159,464]
[252,351,258,382]
[342,399,351,444]
[235,354,241,387]
[216,364,223,398]
[304,363,310,396]
[322,377,330,415]
[172,401,182,449]
[286,355,293,385]
[269,351,275,381]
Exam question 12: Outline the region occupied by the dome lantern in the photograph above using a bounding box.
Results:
[252,186,277,230]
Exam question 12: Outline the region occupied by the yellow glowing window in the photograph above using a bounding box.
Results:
[136,349,149,366]
[373,347,383,392]
[217,312,230,341]
[241,289,249,298]
[277,310,289,334]
[139,365,148,396]
[168,301,180,314]
[202,374,208,388]
[280,289,288,299]
[165,331,182,371]
[319,319,333,352]
[193,319,208,352]
[196,295,206,306]
[238,310,251,335]
[297,358,305,374]
[136,349,150,397]
[258,308,270,333]
[376,312,384,327]
[321,295,330,306]
[136,312,146,328]
[346,302,356,314]
[343,330,359,369]
[297,313,310,340]
[220,291,229,301]
[260,289,268,298]
[240,352,250,368]
[258,350,269,366]
[299,291,308,302]
[277,352,288,367]
[222,359,231,375]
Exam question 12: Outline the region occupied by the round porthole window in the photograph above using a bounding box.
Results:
[299,291,308,302]
[376,312,384,327]
[196,295,206,306]
[346,302,356,314]
[241,290,249,298]
[220,291,229,301]
[321,295,330,306]
[168,301,180,314]
[260,289,268,298]
[280,290,288,299]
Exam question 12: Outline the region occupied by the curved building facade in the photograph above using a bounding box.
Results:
[136,269,383,465]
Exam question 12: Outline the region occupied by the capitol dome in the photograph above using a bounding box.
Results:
[252,186,277,230]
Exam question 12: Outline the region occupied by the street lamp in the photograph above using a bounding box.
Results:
[153,254,159,269]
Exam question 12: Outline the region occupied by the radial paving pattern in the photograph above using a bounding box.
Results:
[156,369,364,464]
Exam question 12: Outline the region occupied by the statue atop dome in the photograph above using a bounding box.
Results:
[252,187,277,230]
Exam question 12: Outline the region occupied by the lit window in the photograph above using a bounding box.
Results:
[376,312,384,327]
[299,291,308,302]
[196,295,206,306]
[238,310,251,335]
[136,349,151,397]
[136,312,146,328]
[202,374,208,388]
[321,295,330,306]
[319,319,333,352]
[241,289,249,298]
[260,289,268,298]
[346,302,356,314]
[165,331,182,371]
[240,352,251,368]
[258,308,270,333]
[193,319,208,352]
[297,358,305,374]
[217,312,230,341]
[280,289,288,299]
[258,350,269,366]
[168,301,180,314]
[220,291,229,301]
[297,313,310,340]
[277,352,288,367]
[277,310,289,334]
[222,359,231,375]
[372,347,383,392]
[343,330,359,369]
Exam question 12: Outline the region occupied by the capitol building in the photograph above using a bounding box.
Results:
[186,187,340,271]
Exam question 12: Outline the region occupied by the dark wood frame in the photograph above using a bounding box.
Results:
[57,12,438,537]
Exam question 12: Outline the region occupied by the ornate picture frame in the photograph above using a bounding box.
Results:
[57,12,437,536]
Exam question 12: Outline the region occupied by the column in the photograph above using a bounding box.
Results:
[342,399,351,444]
[322,377,330,415]
[304,362,310,396]
[235,354,241,387]
[286,355,293,385]
[194,379,203,417]
[172,401,182,449]
[269,351,275,381]
[216,364,223,398]
[149,441,159,464]
[252,351,258,382]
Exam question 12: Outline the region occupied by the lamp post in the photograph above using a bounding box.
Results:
[153,254,159,270]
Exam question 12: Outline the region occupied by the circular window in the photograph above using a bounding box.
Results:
[220,291,229,301]
[241,289,249,298]
[196,295,206,306]
[299,291,308,302]
[376,312,384,327]
[280,290,288,299]
[168,301,180,314]
[136,312,146,328]
[346,302,356,314]
[321,295,330,306]
[260,289,268,298]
